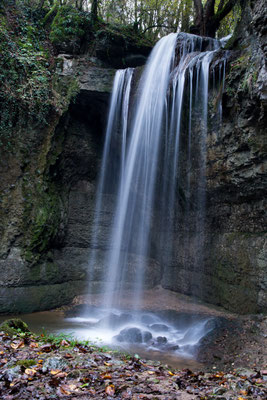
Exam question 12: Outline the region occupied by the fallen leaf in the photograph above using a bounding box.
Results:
[148,371,155,375]
[39,344,52,353]
[105,384,115,396]
[60,386,71,395]
[64,353,73,359]
[55,372,67,378]
[168,371,175,376]
[256,378,263,384]
[76,345,87,353]
[11,341,24,349]
[104,361,111,366]
[101,374,112,379]
[29,342,39,348]
[50,369,62,375]
[25,368,37,377]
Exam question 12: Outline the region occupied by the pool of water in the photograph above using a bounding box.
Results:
[0,307,215,370]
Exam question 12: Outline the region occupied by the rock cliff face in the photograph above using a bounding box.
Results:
[0,0,266,314]
[0,64,111,313]
[0,14,151,313]
[161,0,267,313]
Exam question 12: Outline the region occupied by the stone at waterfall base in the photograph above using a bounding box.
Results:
[114,327,152,343]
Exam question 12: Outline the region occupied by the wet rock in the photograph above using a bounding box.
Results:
[42,356,69,373]
[96,313,121,328]
[115,327,152,343]
[115,327,142,343]
[236,367,255,378]
[97,312,133,328]
[156,336,168,345]
[149,323,169,332]
[213,387,227,395]
[165,344,179,351]
[142,331,152,343]
[2,366,21,382]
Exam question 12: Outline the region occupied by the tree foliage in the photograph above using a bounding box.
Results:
[3,1,241,42]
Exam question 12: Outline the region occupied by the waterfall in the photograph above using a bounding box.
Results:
[87,33,228,316]
[87,68,134,294]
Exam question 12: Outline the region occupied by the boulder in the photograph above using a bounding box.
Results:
[0,319,30,336]
[115,327,152,344]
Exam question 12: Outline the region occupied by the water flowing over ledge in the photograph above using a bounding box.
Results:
[87,32,228,308]
[77,32,231,357]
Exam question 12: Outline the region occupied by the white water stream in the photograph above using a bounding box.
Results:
[80,32,229,358]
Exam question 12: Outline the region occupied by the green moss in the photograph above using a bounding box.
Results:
[0,3,53,151]
[49,5,90,45]
[22,182,62,263]
[225,50,258,100]
[16,359,37,367]
[0,319,30,336]
[96,22,153,48]
[52,75,80,113]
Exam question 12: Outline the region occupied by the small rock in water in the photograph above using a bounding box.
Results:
[96,313,121,328]
[165,344,179,351]
[115,327,142,343]
[156,336,168,345]
[142,331,152,343]
[115,327,152,343]
[97,313,133,328]
[149,323,169,332]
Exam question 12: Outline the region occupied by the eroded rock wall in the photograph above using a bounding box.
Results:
[161,0,267,313]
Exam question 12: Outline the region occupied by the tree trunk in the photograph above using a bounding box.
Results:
[91,0,98,23]
[190,0,237,37]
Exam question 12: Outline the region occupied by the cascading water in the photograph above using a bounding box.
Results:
[86,68,134,295]
[79,32,229,359]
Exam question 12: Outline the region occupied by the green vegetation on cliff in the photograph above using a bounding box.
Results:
[49,5,90,46]
[0,0,151,265]
[0,2,52,149]
[0,1,79,264]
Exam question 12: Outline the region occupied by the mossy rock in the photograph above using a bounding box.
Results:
[95,25,152,68]
[16,359,37,368]
[0,319,30,336]
[49,5,91,54]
